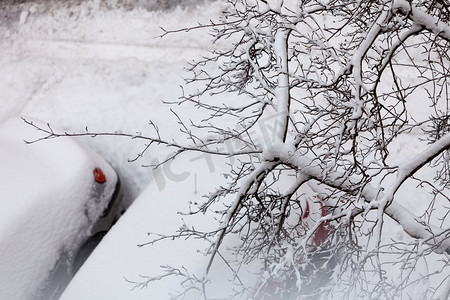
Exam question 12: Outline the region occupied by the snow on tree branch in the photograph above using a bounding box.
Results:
[393,0,450,42]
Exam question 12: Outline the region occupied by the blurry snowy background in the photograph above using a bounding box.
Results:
[0,0,222,206]
[1,1,444,299]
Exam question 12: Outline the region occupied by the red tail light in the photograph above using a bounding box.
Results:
[93,168,107,184]
[303,200,310,219]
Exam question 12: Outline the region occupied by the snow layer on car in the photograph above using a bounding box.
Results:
[0,117,116,300]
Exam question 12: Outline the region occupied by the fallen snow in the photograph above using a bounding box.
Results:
[1,0,448,299]
[0,0,228,206]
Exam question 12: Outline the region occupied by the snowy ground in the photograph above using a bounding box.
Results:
[0,0,224,206]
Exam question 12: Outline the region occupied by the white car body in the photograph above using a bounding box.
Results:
[0,117,122,300]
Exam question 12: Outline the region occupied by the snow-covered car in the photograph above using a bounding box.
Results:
[60,155,336,300]
[0,117,123,300]
[251,184,338,300]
